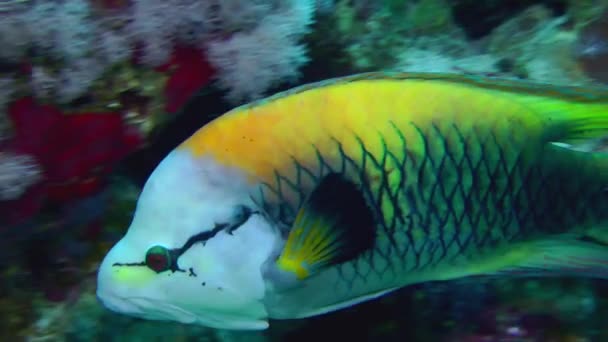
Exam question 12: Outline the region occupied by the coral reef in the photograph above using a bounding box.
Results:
[575,13,608,84]
[0,97,144,225]
[0,177,139,339]
[0,0,325,234]
[392,3,591,85]
[329,0,607,89]
[205,1,315,103]
[485,5,589,85]
[0,0,325,227]
[0,151,41,201]
[0,0,319,107]
[567,0,608,27]
[331,0,460,71]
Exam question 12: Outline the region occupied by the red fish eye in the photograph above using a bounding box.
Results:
[145,246,171,273]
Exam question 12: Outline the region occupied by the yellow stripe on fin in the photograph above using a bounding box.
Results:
[275,173,376,280]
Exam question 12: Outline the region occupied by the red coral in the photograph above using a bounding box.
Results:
[157,46,215,113]
[1,97,144,225]
[1,42,214,225]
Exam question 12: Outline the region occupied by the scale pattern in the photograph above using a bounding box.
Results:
[255,115,608,290]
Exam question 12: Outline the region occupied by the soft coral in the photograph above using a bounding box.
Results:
[157,46,215,113]
[1,97,143,225]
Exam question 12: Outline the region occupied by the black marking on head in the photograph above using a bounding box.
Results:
[201,281,206,286]
[188,267,197,277]
[226,205,258,235]
[112,206,259,273]
[113,261,146,267]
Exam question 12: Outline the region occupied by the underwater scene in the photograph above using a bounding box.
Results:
[3,0,608,341]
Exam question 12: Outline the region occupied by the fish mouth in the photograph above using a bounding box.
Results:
[96,288,198,323]
[96,289,270,330]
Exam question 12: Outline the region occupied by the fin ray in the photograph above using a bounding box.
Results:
[275,173,376,280]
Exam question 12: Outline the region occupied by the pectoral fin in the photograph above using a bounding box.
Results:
[275,173,376,280]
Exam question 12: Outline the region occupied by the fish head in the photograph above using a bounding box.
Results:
[96,148,281,330]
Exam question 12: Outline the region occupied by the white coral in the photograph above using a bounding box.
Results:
[0,13,31,62]
[5,0,96,62]
[203,0,275,33]
[0,152,43,201]
[126,0,177,67]
[206,0,316,104]
[96,26,133,65]
[30,66,58,101]
[56,57,105,103]
[1,0,318,105]
[53,0,96,62]
[396,48,499,75]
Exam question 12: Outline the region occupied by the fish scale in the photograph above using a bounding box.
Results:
[255,109,607,294]
[366,125,602,279]
[331,122,520,283]
[175,72,608,319]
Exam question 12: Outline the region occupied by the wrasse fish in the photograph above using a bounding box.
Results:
[97,72,608,330]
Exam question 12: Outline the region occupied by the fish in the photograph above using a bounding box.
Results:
[96,72,608,330]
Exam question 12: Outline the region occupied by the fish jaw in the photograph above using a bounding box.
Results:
[96,225,274,330]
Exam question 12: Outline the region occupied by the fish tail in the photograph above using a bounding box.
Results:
[444,83,608,282]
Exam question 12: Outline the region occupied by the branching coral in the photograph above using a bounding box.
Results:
[0,152,42,201]
[1,0,132,103]
[332,0,459,72]
[126,0,316,104]
[126,0,209,67]
[389,3,603,86]
[486,5,592,85]
[0,0,319,106]
[206,0,315,103]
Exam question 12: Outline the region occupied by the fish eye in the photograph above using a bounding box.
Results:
[145,245,172,273]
